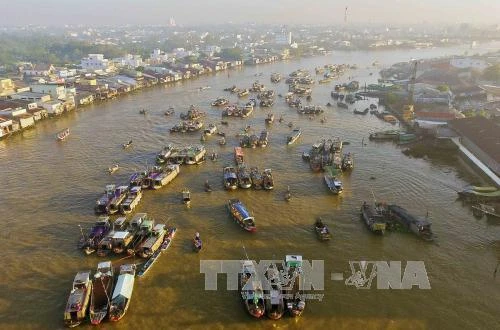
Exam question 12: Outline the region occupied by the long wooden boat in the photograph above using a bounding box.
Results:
[223,166,238,190]
[250,167,263,190]
[314,218,332,241]
[57,128,70,141]
[89,261,114,325]
[193,232,202,252]
[109,264,135,322]
[239,260,265,318]
[262,169,274,190]
[360,202,388,234]
[227,199,256,232]
[64,271,92,328]
[369,130,400,141]
[78,217,111,255]
[237,165,252,189]
[264,263,285,320]
[137,224,167,258]
[341,153,354,171]
[120,186,142,214]
[137,227,177,277]
[287,128,301,145]
[283,255,306,317]
[458,186,500,202]
[127,214,155,256]
[388,205,433,241]
[107,185,129,215]
[94,185,117,214]
[149,164,180,190]
[234,147,244,165]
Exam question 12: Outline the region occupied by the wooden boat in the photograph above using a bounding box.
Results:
[137,227,176,277]
[458,186,500,201]
[337,102,348,109]
[238,89,249,97]
[149,164,180,190]
[129,171,148,189]
[56,128,70,141]
[287,128,301,145]
[227,199,256,232]
[111,230,134,255]
[122,140,133,149]
[262,169,274,190]
[203,123,217,136]
[318,77,332,84]
[387,205,433,241]
[265,113,274,125]
[204,180,212,192]
[139,109,147,115]
[155,144,174,164]
[164,108,175,116]
[284,186,292,202]
[180,106,206,120]
[237,165,252,189]
[314,217,332,241]
[109,264,135,322]
[234,147,244,165]
[249,167,263,190]
[257,131,269,148]
[89,261,114,325]
[223,166,238,190]
[360,202,388,234]
[182,188,191,206]
[107,186,129,215]
[264,263,285,320]
[324,167,343,194]
[369,130,400,141]
[239,260,265,318]
[283,255,306,317]
[78,216,111,255]
[94,185,116,214]
[138,224,167,258]
[64,271,92,328]
[341,153,354,171]
[120,186,142,214]
[211,98,229,106]
[127,214,155,256]
[108,164,119,174]
[353,108,369,115]
[472,203,500,218]
[270,73,281,83]
[193,232,202,252]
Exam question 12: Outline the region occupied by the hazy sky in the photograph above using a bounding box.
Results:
[1,0,499,26]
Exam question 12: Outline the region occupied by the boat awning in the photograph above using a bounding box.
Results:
[234,202,250,219]
[112,273,134,299]
[112,231,129,240]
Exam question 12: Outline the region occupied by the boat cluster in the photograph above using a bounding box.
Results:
[222,104,254,117]
[223,165,274,191]
[69,214,177,326]
[239,130,268,148]
[238,255,307,319]
[360,202,434,240]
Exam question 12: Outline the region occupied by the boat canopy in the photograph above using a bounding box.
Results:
[114,217,127,227]
[234,147,244,157]
[130,186,142,193]
[74,271,91,285]
[112,273,134,300]
[285,255,302,268]
[234,202,251,219]
[112,231,129,240]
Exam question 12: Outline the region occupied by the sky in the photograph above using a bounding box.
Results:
[1,0,499,26]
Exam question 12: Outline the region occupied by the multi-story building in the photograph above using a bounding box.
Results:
[81,54,111,71]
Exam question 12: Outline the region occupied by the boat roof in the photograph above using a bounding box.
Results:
[131,213,147,222]
[112,273,134,300]
[119,264,136,275]
[285,255,303,267]
[112,231,130,240]
[153,224,166,232]
[114,217,127,226]
[233,201,251,219]
[105,184,116,190]
[74,271,91,284]
[117,185,129,190]
[130,186,141,193]
[97,261,112,272]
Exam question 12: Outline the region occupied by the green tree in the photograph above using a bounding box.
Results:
[218,48,242,61]
[436,84,450,92]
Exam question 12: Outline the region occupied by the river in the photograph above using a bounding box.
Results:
[0,42,499,329]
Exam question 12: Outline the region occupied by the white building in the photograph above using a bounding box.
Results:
[113,54,144,68]
[81,54,111,71]
[30,83,67,100]
[172,48,193,58]
[450,58,489,71]
[150,49,169,64]
[0,108,35,129]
